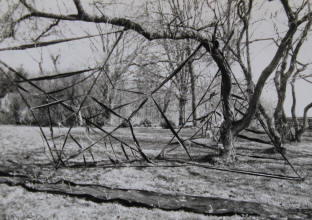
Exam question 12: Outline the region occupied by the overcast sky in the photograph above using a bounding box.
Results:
[0,0,311,116]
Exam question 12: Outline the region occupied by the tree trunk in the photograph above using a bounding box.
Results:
[189,61,197,127]
[220,120,235,162]
[232,23,298,135]
[297,102,312,142]
[290,81,301,141]
[273,67,291,143]
[290,80,312,142]
[201,21,297,161]
[178,95,187,126]
[203,42,235,162]
[185,39,197,127]
[162,83,173,114]
[258,105,282,148]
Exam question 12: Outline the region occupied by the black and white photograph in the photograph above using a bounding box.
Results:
[0,0,312,219]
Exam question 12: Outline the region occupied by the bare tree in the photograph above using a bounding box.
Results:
[1,0,311,163]
[217,0,312,155]
[290,64,312,141]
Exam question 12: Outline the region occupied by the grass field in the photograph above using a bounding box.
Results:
[0,125,311,219]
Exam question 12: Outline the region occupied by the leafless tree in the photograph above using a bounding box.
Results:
[0,0,311,163]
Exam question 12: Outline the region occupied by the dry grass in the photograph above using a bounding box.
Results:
[0,125,311,219]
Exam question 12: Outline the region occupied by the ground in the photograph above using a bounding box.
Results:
[0,125,311,219]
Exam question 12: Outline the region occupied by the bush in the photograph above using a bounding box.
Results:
[160,119,176,129]
[139,119,152,127]
[0,111,14,124]
[120,120,129,128]
[0,92,25,125]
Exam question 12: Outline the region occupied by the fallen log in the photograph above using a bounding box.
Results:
[0,174,286,218]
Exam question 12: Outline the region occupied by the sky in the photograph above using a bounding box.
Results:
[0,0,311,116]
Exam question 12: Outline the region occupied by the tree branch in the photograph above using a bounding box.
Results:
[19,0,34,12]
[301,102,312,131]
[280,0,296,22]
[285,17,312,78]
[0,32,122,52]
[34,19,60,41]
[233,21,298,134]
[15,1,212,43]
[72,0,85,16]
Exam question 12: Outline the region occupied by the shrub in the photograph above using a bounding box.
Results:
[139,119,152,127]
[120,120,129,128]
[160,119,176,129]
